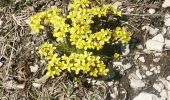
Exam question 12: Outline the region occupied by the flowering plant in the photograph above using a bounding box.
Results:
[29,0,131,78]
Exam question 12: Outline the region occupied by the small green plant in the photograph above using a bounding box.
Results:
[29,0,131,78]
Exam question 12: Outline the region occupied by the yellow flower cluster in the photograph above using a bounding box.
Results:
[29,0,132,78]
[113,27,132,44]
[38,43,108,77]
[30,7,69,42]
[61,51,108,77]
[67,1,122,50]
[38,42,56,59]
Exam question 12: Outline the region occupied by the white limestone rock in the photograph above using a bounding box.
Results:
[113,1,122,8]
[133,92,160,100]
[165,39,170,49]
[136,69,142,79]
[138,56,145,63]
[148,8,155,14]
[136,44,143,50]
[30,64,39,73]
[145,40,164,52]
[152,34,164,43]
[153,83,163,92]
[149,27,159,35]
[167,76,170,81]
[160,79,170,90]
[122,44,130,55]
[164,14,170,26]
[168,91,170,100]
[160,89,168,99]
[146,71,153,76]
[161,27,167,35]
[32,83,41,88]
[153,58,160,63]
[0,20,3,27]
[129,73,145,89]
[0,62,3,67]
[123,63,132,70]
[162,0,170,8]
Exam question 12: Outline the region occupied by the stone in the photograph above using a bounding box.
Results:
[168,91,170,100]
[157,66,161,70]
[0,20,3,27]
[154,69,160,74]
[160,90,168,99]
[129,73,145,89]
[146,71,153,76]
[153,58,160,63]
[152,34,164,43]
[142,65,148,70]
[108,82,114,86]
[134,54,140,60]
[160,79,170,90]
[113,1,122,8]
[145,39,164,52]
[138,56,145,63]
[32,83,41,88]
[30,64,39,73]
[154,53,163,57]
[136,45,143,50]
[122,44,130,55]
[149,27,159,35]
[150,67,156,72]
[0,62,3,67]
[136,69,142,79]
[162,0,170,8]
[148,8,155,14]
[164,14,170,26]
[153,83,163,92]
[122,63,132,70]
[133,92,160,100]
[161,27,167,35]
[165,39,170,49]
[167,76,170,81]
[127,7,134,13]
[113,60,132,71]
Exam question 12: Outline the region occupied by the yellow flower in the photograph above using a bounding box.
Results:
[114,53,120,60]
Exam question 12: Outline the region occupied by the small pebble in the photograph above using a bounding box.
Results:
[157,66,161,70]
[136,69,143,79]
[153,83,163,92]
[166,76,170,81]
[146,71,153,76]
[162,0,170,8]
[141,65,148,70]
[108,82,114,86]
[153,58,160,63]
[0,62,3,67]
[154,69,160,74]
[30,64,39,73]
[164,14,170,26]
[138,56,145,63]
[113,1,122,8]
[32,83,41,88]
[134,54,140,60]
[136,45,143,50]
[0,20,3,27]
[148,8,155,14]
[142,75,146,78]
[160,89,168,98]
[150,67,156,72]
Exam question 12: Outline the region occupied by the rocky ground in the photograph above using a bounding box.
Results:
[0,0,170,100]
